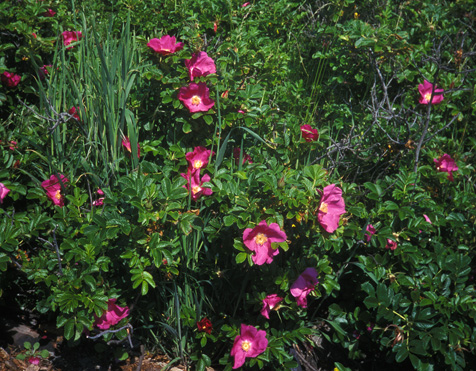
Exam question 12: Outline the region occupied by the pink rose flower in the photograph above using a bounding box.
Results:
[184,52,216,81]
[181,170,213,201]
[41,174,68,207]
[241,2,251,7]
[186,146,214,171]
[147,35,184,56]
[243,220,287,266]
[434,154,458,181]
[178,82,215,113]
[1,71,21,88]
[62,31,82,49]
[317,184,346,233]
[122,136,140,158]
[385,239,397,251]
[300,124,319,142]
[418,79,444,105]
[42,8,56,17]
[230,324,268,369]
[290,268,318,308]
[233,148,253,165]
[423,214,432,224]
[0,183,10,204]
[92,188,105,207]
[93,298,130,330]
[260,294,283,319]
[365,224,376,242]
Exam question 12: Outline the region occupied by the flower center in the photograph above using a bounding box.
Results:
[255,233,268,245]
[192,186,201,194]
[55,190,62,200]
[241,340,251,352]
[319,202,328,213]
[194,160,203,169]
[424,92,432,102]
[191,95,201,105]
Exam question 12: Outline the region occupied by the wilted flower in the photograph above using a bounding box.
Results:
[41,174,68,207]
[185,52,216,81]
[181,170,213,201]
[0,183,10,204]
[385,239,397,251]
[365,224,376,242]
[147,35,184,56]
[39,64,52,80]
[230,324,268,369]
[28,357,40,365]
[233,148,253,165]
[221,90,229,98]
[317,184,346,233]
[178,82,215,113]
[260,294,283,319]
[243,220,287,266]
[197,317,212,334]
[1,71,21,88]
[92,188,105,207]
[62,31,82,49]
[186,146,214,171]
[418,79,444,105]
[300,124,319,142]
[93,298,129,330]
[68,106,80,121]
[122,136,140,158]
[434,154,458,181]
[9,141,17,151]
[42,8,56,17]
[290,267,318,308]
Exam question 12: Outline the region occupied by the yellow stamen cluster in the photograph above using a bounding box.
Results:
[241,340,251,352]
[191,95,201,105]
[319,202,328,213]
[194,160,203,169]
[192,186,201,194]
[255,233,268,245]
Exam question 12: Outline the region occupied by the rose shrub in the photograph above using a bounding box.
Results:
[0,0,475,370]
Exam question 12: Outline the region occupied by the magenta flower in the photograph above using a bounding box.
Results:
[385,239,397,251]
[68,106,80,121]
[290,268,318,308]
[243,220,287,266]
[434,154,458,181]
[39,64,52,80]
[418,79,444,105]
[93,298,130,330]
[242,2,251,7]
[28,357,40,365]
[186,146,214,171]
[62,31,82,49]
[147,35,184,56]
[260,294,283,319]
[122,136,140,158]
[9,141,17,151]
[42,8,56,17]
[178,82,215,113]
[185,52,216,81]
[41,174,68,207]
[181,170,213,201]
[423,214,432,224]
[233,148,253,165]
[300,124,319,142]
[1,71,21,88]
[317,184,346,233]
[92,189,105,207]
[0,183,10,204]
[365,224,376,242]
[230,324,268,369]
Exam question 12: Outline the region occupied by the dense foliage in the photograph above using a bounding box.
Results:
[1,0,475,370]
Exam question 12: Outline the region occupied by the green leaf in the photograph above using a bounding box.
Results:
[235,252,247,264]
